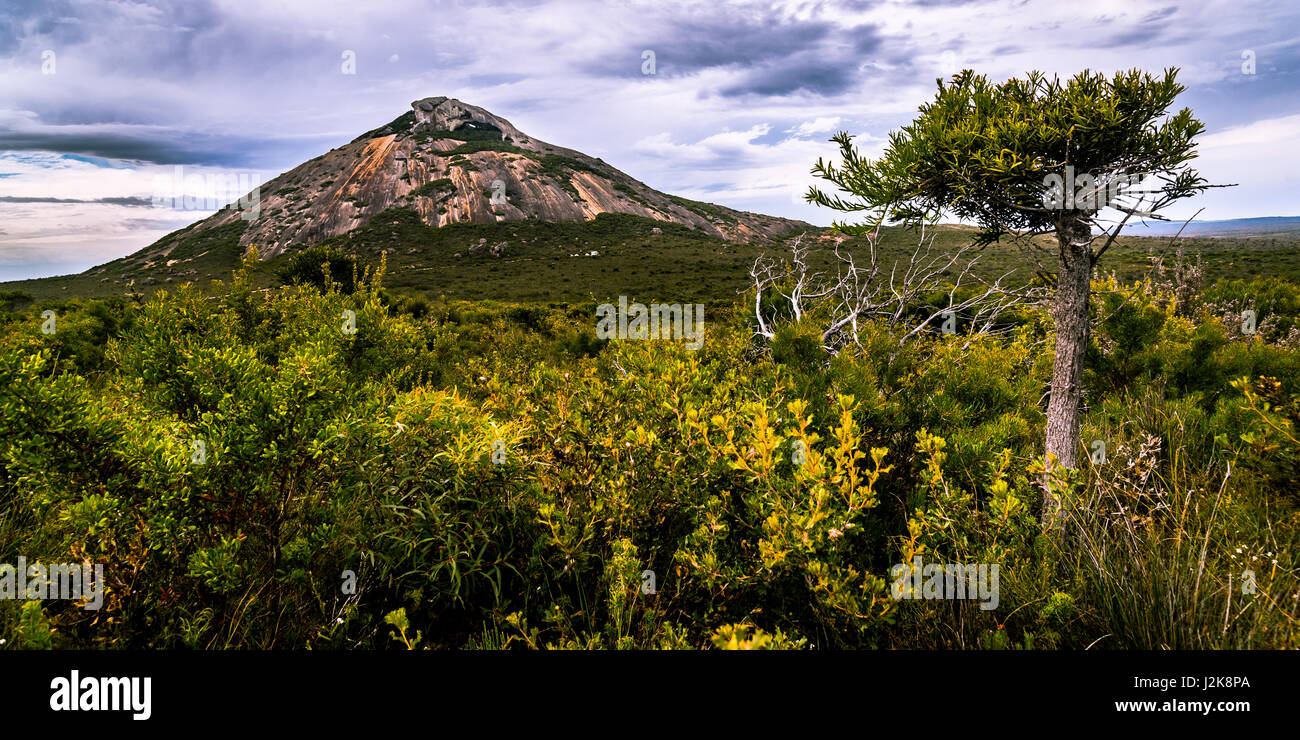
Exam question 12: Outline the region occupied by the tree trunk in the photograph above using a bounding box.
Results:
[1042,216,1093,524]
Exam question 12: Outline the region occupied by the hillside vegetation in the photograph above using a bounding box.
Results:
[6,211,1300,307]
[2,244,1298,649]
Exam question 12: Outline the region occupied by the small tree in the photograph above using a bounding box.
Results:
[275,245,361,294]
[807,68,1210,523]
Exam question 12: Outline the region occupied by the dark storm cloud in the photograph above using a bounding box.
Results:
[1,0,228,74]
[1090,5,1188,48]
[640,16,836,72]
[1094,26,1171,48]
[0,130,204,164]
[580,9,844,79]
[719,59,862,97]
[0,128,334,167]
[849,24,887,56]
[583,9,895,99]
[99,196,155,206]
[1,0,439,135]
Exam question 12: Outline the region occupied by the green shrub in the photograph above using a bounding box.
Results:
[275,246,362,294]
[2,260,1297,650]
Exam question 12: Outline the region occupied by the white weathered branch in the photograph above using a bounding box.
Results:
[750,227,1045,356]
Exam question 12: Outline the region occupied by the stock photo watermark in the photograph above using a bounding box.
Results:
[49,670,151,720]
[1042,166,1146,212]
[595,296,704,349]
[151,166,261,220]
[0,557,104,610]
[891,557,1000,610]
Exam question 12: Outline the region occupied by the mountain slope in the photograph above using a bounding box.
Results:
[13,98,1300,305]
[129,96,806,268]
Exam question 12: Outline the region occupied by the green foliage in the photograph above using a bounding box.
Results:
[667,195,740,225]
[12,602,57,649]
[384,607,422,649]
[1,220,1298,652]
[770,322,826,369]
[711,623,807,649]
[809,68,1208,242]
[1202,276,1300,340]
[440,140,528,157]
[353,110,418,142]
[11,220,1300,306]
[0,291,33,312]
[413,178,456,199]
[275,245,363,294]
[534,154,600,177]
[435,126,504,143]
[5,72,1297,654]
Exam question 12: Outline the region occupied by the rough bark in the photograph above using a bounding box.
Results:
[1042,215,1094,524]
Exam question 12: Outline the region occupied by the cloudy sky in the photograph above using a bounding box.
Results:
[1,0,1297,280]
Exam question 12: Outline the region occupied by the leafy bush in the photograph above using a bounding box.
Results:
[1,259,1297,650]
[275,246,363,294]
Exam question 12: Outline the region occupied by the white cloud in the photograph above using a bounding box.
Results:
[632,125,773,164]
[1162,113,1300,221]
[789,117,842,137]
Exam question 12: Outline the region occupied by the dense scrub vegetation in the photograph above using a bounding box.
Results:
[6,210,1300,307]
[1,247,1297,649]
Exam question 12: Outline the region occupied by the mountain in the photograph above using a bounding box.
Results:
[12,97,1299,305]
[0,97,812,302]
[119,97,806,271]
[1119,215,1300,238]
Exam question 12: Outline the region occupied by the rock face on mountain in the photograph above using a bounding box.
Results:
[186,97,805,260]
